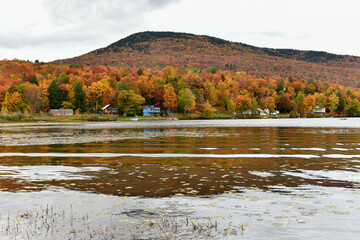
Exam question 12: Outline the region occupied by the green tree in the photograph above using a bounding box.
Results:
[276,79,285,93]
[346,98,360,117]
[328,93,339,114]
[117,90,145,116]
[293,93,306,116]
[62,101,74,109]
[316,93,326,108]
[177,88,196,115]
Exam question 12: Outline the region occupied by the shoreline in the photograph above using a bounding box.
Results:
[0,117,358,129]
[0,111,339,124]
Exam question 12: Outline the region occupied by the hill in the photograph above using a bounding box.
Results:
[56,31,360,87]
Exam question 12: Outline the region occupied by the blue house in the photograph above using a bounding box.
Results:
[143,105,161,116]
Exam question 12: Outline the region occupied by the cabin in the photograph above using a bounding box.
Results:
[101,104,119,114]
[312,106,326,114]
[264,108,280,115]
[271,110,280,115]
[50,109,73,116]
[257,108,267,116]
[143,105,161,116]
[242,109,253,115]
[242,108,264,115]
[264,108,270,115]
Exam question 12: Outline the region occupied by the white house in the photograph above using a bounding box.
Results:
[242,109,253,115]
[312,105,326,114]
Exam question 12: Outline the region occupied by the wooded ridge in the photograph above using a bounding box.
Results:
[56,31,360,87]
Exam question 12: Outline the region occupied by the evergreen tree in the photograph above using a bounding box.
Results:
[276,79,285,93]
[30,74,39,85]
[73,81,85,111]
[336,90,345,113]
[47,80,62,109]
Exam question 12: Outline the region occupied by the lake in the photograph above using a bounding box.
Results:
[0,118,360,239]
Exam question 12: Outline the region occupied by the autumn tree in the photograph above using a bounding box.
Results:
[153,86,164,108]
[88,78,110,111]
[276,92,292,113]
[305,94,316,113]
[8,92,26,112]
[163,85,177,111]
[263,95,276,112]
[225,98,236,114]
[0,86,10,110]
[328,93,339,114]
[24,84,41,113]
[205,81,217,105]
[136,75,155,103]
[236,94,252,114]
[102,88,115,107]
[201,101,216,119]
[1,92,10,113]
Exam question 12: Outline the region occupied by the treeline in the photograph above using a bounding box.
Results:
[0,60,360,118]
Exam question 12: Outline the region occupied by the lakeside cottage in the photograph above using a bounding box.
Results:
[50,109,73,116]
[312,106,326,114]
[242,108,265,115]
[242,108,280,116]
[143,105,161,116]
[101,104,119,114]
[242,109,253,115]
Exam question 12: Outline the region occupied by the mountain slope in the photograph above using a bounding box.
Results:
[57,31,360,87]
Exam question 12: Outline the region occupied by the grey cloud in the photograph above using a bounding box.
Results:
[42,0,179,26]
[0,0,179,50]
[255,31,285,38]
[149,0,175,8]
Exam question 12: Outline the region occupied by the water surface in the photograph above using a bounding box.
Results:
[0,119,359,239]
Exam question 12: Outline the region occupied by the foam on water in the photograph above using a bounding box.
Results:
[0,152,320,159]
[0,165,107,181]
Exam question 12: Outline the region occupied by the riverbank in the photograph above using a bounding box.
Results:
[0,112,333,123]
[0,113,168,123]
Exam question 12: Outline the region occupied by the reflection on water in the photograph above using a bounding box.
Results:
[0,120,360,239]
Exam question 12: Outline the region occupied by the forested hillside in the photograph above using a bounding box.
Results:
[1,60,360,118]
[57,31,360,87]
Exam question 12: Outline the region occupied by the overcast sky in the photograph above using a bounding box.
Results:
[1,0,359,62]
